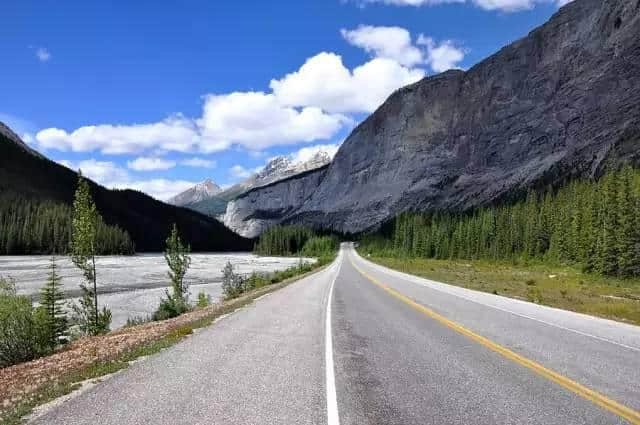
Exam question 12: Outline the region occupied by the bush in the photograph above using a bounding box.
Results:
[197,291,211,308]
[125,315,151,327]
[152,294,191,321]
[221,261,245,299]
[0,277,50,368]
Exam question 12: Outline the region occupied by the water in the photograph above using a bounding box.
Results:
[0,253,313,329]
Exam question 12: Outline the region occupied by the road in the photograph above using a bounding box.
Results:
[31,243,640,424]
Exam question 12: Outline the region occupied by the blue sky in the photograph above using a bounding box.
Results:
[1,0,569,200]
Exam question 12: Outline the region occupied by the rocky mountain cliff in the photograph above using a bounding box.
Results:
[224,0,640,236]
[219,150,333,201]
[168,179,222,206]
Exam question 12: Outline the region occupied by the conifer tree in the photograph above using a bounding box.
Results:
[165,223,192,302]
[70,173,111,336]
[39,257,68,348]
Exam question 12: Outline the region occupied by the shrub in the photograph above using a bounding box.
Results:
[125,315,151,327]
[152,294,191,321]
[221,261,245,299]
[197,291,211,308]
[0,276,50,368]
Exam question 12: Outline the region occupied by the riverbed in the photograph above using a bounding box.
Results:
[0,253,313,329]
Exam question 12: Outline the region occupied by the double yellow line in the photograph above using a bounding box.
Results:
[349,257,640,425]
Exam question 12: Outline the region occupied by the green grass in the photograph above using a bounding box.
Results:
[364,255,640,325]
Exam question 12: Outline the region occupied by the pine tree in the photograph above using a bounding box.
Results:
[70,173,111,336]
[616,166,640,276]
[597,172,620,275]
[39,257,69,348]
[164,223,192,302]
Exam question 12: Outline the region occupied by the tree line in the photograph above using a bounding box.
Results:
[0,191,134,255]
[361,166,640,278]
[254,225,339,257]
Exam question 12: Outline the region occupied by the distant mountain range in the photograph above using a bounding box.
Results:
[0,125,252,252]
[168,179,222,206]
[172,150,334,218]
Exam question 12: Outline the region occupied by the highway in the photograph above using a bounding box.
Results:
[31,243,640,424]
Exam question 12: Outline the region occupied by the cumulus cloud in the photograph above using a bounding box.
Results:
[341,26,424,67]
[57,159,197,201]
[111,179,199,201]
[199,91,350,151]
[417,35,466,73]
[58,159,130,183]
[270,53,425,114]
[180,157,216,168]
[34,26,458,158]
[230,165,262,179]
[127,157,176,171]
[354,0,571,11]
[289,143,341,164]
[36,116,200,154]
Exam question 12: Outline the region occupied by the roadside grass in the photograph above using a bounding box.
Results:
[364,256,640,326]
[0,258,334,425]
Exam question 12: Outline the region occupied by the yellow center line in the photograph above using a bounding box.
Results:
[349,257,640,425]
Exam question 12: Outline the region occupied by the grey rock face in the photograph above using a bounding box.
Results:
[228,0,640,235]
[219,150,334,202]
[168,179,222,206]
[223,166,328,238]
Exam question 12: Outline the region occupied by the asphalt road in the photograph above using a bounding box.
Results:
[31,243,640,424]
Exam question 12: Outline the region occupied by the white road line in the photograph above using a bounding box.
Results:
[352,250,640,353]
[325,253,342,425]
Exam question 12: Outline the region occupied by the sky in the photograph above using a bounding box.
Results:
[1,0,571,200]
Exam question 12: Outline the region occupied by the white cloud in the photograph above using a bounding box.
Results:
[34,26,457,156]
[417,35,466,72]
[127,157,176,171]
[35,47,51,62]
[58,159,130,183]
[341,25,424,67]
[199,91,350,151]
[289,143,341,164]
[111,179,199,201]
[180,157,216,168]
[57,158,197,201]
[354,0,571,12]
[36,115,200,154]
[230,165,262,179]
[270,52,425,114]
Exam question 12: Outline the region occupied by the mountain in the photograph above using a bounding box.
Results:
[0,126,252,252]
[224,0,640,237]
[183,150,334,220]
[168,179,222,206]
[0,122,44,159]
[218,150,333,201]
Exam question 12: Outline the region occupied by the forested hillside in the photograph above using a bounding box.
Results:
[361,166,640,277]
[254,225,339,257]
[0,130,252,253]
[0,191,134,255]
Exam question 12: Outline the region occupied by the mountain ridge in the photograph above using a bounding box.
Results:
[0,127,252,252]
[223,0,640,236]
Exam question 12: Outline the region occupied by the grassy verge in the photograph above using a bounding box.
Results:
[0,258,333,425]
[360,254,640,326]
